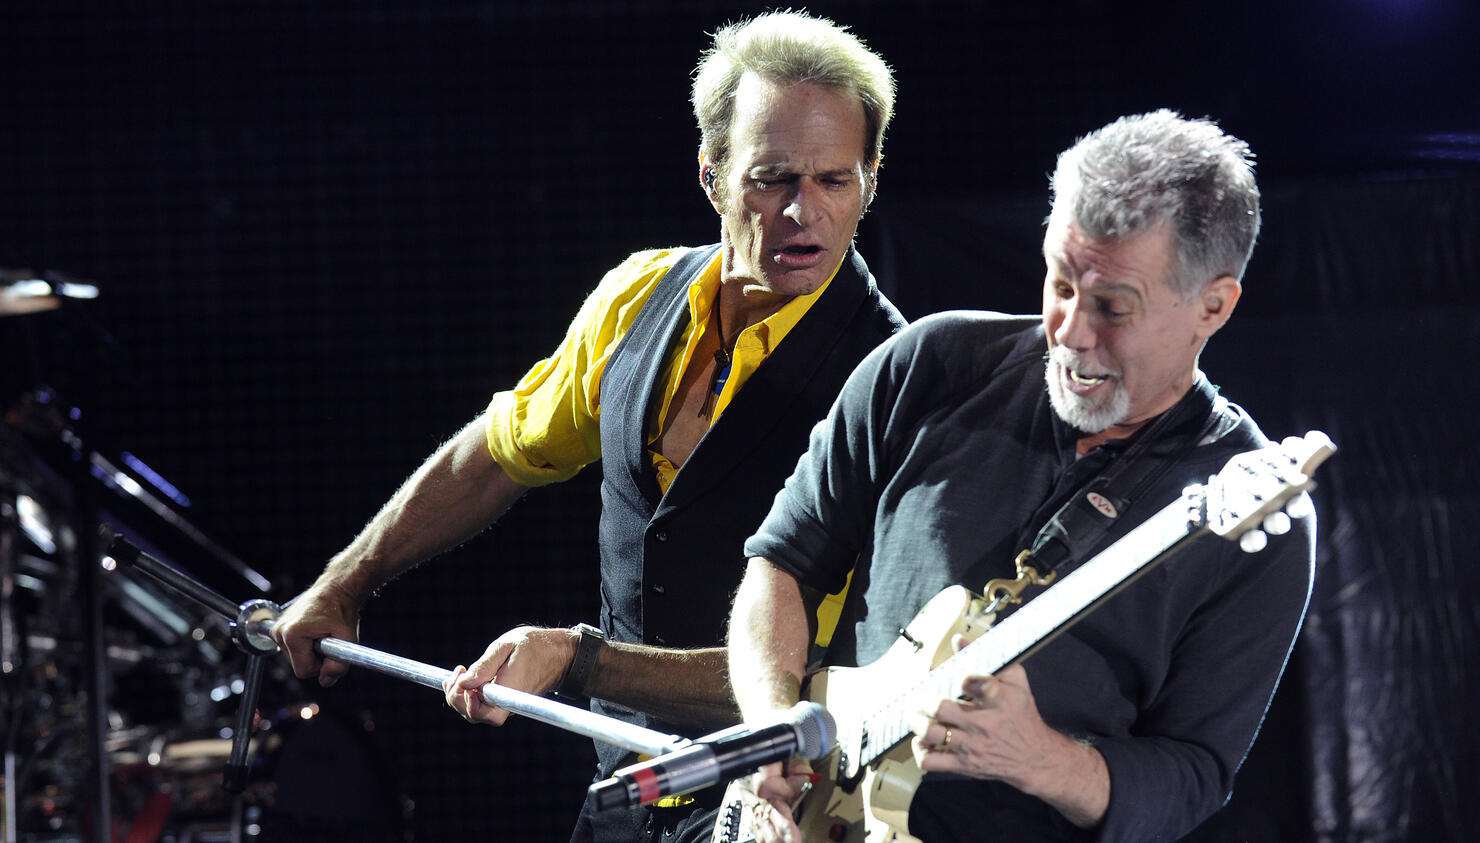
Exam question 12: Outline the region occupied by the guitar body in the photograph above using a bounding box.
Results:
[714,586,995,843]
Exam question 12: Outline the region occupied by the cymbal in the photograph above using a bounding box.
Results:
[1,269,99,315]
[0,279,60,315]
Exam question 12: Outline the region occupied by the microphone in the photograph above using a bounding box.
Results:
[589,702,836,812]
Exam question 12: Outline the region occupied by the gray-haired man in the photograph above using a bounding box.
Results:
[730,110,1315,842]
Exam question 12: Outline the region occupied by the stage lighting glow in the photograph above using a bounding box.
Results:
[1413,132,1480,162]
[16,495,56,554]
[122,451,193,507]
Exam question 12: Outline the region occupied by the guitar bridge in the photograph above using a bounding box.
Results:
[717,799,743,843]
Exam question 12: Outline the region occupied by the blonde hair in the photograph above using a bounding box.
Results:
[692,11,894,188]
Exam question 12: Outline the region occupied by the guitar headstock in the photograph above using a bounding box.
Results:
[1204,430,1335,551]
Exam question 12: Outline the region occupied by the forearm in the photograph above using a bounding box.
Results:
[1018,733,1110,829]
[727,557,813,718]
[585,644,737,731]
[316,411,527,603]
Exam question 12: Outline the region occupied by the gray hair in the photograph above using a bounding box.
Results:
[1048,109,1261,299]
[692,11,895,190]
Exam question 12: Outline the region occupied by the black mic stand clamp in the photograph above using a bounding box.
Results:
[222,599,283,793]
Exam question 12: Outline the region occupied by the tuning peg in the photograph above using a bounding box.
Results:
[1239,530,1268,553]
[1285,491,1315,520]
[1262,511,1292,536]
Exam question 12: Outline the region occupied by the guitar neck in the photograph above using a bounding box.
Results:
[859,490,1204,767]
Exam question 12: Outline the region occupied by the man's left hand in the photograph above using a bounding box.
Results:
[442,625,579,726]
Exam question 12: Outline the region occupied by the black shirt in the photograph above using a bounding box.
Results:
[745,312,1316,842]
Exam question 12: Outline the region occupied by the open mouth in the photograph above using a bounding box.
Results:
[773,244,824,268]
[1068,368,1108,387]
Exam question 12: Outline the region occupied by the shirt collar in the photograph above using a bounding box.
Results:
[685,250,843,352]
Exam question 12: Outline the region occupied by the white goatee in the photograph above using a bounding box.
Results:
[1045,346,1129,434]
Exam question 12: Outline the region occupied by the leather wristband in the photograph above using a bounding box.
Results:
[555,623,605,697]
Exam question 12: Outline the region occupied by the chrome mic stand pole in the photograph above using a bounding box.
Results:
[100,528,689,795]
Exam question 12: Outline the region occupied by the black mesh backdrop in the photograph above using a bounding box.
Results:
[3,1,1478,840]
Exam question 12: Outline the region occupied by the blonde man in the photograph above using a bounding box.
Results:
[275,12,905,842]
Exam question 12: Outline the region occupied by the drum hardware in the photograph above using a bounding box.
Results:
[0,269,99,317]
[7,388,274,598]
[99,527,697,801]
[4,387,277,842]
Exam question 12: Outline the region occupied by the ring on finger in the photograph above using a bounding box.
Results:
[929,727,952,752]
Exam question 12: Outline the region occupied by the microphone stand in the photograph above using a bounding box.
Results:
[99,529,693,797]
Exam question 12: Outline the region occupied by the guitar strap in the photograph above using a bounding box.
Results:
[1021,384,1220,577]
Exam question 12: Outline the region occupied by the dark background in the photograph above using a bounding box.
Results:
[2,1,1477,840]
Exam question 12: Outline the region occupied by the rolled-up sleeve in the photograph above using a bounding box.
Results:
[485,249,680,486]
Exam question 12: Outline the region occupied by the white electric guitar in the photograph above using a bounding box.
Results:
[714,431,1336,843]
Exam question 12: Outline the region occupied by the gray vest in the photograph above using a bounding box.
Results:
[590,243,905,773]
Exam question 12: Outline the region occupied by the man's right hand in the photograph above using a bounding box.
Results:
[271,579,362,687]
[266,411,528,688]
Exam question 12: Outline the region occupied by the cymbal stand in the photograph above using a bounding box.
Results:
[2,507,19,843]
[99,529,691,795]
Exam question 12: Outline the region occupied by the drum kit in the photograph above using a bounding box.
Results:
[0,272,358,841]
[1,272,790,842]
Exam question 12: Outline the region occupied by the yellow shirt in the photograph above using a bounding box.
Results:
[485,247,836,492]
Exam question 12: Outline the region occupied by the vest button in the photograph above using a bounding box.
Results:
[651,583,665,595]
[653,635,667,646]
[654,531,669,542]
